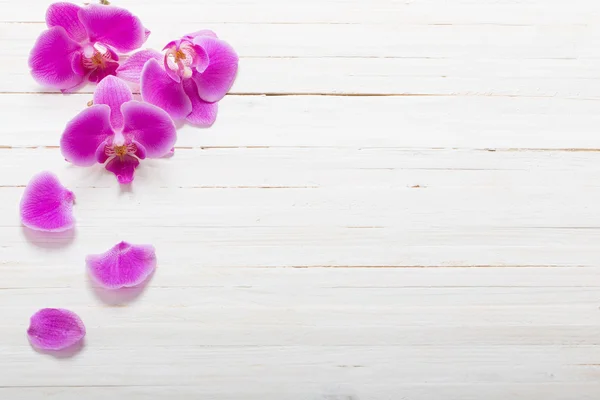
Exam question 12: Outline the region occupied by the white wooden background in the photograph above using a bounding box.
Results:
[1,0,600,399]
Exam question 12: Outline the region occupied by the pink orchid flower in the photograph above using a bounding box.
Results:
[60,76,176,184]
[29,2,150,91]
[116,30,238,126]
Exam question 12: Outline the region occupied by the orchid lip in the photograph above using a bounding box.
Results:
[163,39,202,80]
[82,42,115,71]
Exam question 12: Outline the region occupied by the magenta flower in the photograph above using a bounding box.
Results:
[27,308,86,351]
[29,2,150,91]
[117,30,238,126]
[87,241,156,289]
[60,76,176,184]
[20,172,75,232]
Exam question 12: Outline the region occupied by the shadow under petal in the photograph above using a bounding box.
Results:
[88,271,155,306]
[32,339,86,359]
[119,182,134,195]
[22,227,76,250]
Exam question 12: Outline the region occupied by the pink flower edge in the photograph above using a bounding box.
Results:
[86,241,156,289]
[20,172,75,232]
[27,308,86,351]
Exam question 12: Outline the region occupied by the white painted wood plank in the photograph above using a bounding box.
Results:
[1,0,598,25]
[1,0,599,398]
[3,23,600,95]
[2,384,600,400]
[2,94,600,149]
[0,147,599,268]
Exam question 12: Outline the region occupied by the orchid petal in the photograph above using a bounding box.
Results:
[61,105,114,166]
[29,27,84,90]
[105,154,139,184]
[121,101,177,158]
[184,30,218,39]
[78,4,148,53]
[163,56,181,83]
[86,241,156,289]
[133,140,147,160]
[45,2,87,43]
[27,308,85,351]
[87,60,119,83]
[116,49,162,84]
[141,59,192,120]
[192,44,210,74]
[164,147,175,158]
[95,139,110,164]
[192,36,238,102]
[93,76,133,130]
[20,172,75,232]
[183,79,218,127]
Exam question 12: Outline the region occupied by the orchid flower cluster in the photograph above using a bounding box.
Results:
[30,1,238,183]
[22,1,239,351]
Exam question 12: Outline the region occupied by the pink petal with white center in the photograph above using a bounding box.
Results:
[61,104,114,166]
[105,154,139,184]
[29,27,84,90]
[93,76,133,130]
[20,172,75,232]
[192,36,238,102]
[45,2,88,43]
[78,4,148,53]
[28,308,85,351]
[121,101,176,157]
[183,79,218,127]
[116,49,162,84]
[141,59,192,120]
[86,241,156,289]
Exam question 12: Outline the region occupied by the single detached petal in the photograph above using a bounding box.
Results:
[45,2,87,43]
[61,105,114,166]
[182,79,218,127]
[93,76,133,130]
[29,27,84,90]
[78,4,148,53]
[121,101,176,157]
[28,308,85,351]
[192,36,238,102]
[86,241,156,289]
[105,154,139,184]
[141,59,192,120]
[116,49,162,84]
[20,172,75,232]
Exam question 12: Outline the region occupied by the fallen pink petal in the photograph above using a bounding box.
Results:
[60,75,177,183]
[29,2,149,90]
[27,308,86,351]
[117,30,237,126]
[20,172,75,232]
[86,241,156,289]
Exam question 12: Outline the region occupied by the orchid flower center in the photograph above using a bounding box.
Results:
[165,41,196,79]
[82,43,114,71]
[105,141,138,160]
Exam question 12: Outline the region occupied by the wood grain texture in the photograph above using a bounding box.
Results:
[1,0,600,399]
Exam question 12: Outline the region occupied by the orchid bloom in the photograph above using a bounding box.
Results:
[29,2,150,91]
[117,30,238,126]
[60,76,176,184]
